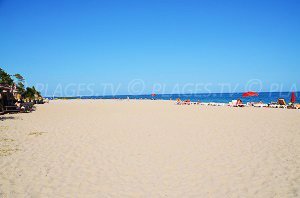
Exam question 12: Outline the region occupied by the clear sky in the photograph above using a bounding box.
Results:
[1,0,299,96]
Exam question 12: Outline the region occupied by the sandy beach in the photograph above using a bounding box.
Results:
[0,100,299,197]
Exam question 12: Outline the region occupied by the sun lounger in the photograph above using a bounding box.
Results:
[175,98,182,105]
[183,100,191,105]
[247,102,254,106]
[200,102,209,106]
[268,102,278,108]
[209,103,226,106]
[229,100,246,107]
[175,99,192,105]
[269,99,288,108]
[278,98,286,105]
[253,103,268,108]
[277,98,287,108]
[175,101,182,105]
[229,100,237,107]
[269,104,281,108]
[287,105,296,109]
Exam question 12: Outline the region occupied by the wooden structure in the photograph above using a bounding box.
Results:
[0,84,19,114]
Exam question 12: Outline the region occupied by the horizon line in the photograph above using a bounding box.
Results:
[44,91,298,98]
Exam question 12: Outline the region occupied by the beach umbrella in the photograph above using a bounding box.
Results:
[151,93,156,97]
[291,92,296,103]
[242,91,259,97]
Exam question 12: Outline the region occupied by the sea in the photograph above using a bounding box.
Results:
[48,92,299,104]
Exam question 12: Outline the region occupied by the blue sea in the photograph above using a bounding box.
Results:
[50,92,299,104]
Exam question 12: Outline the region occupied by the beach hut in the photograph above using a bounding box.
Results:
[0,84,12,103]
[0,84,19,113]
[0,85,9,113]
[0,85,7,114]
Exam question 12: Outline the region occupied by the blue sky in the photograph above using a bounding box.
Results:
[1,0,299,96]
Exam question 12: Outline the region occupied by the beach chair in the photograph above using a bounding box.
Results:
[269,102,280,108]
[183,99,191,105]
[229,100,237,107]
[237,102,246,107]
[253,102,268,108]
[175,98,182,105]
[229,99,246,107]
[200,102,209,106]
[278,98,287,108]
[269,99,287,108]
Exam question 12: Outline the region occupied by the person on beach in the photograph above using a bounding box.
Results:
[15,101,21,109]
[237,99,243,105]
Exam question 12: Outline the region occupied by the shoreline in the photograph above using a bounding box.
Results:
[43,91,299,106]
[44,98,300,110]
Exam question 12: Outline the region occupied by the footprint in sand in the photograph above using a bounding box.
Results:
[0,138,15,142]
[0,138,19,157]
[28,131,48,137]
[0,126,9,131]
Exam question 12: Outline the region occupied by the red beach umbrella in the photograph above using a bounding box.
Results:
[151,93,156,97]
[242,91,259,97]
[291,92,296,103]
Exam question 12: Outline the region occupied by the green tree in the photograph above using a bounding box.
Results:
[17,82,25,94]
[23,86,42,100]
[0,67,14,85]
[33,86,41,97]
[13,74,24,82]
[0,68,42,99]
[13,73,25,94]
[23,87,35,100]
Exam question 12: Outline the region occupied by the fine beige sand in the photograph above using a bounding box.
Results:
[0,100,300,197]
